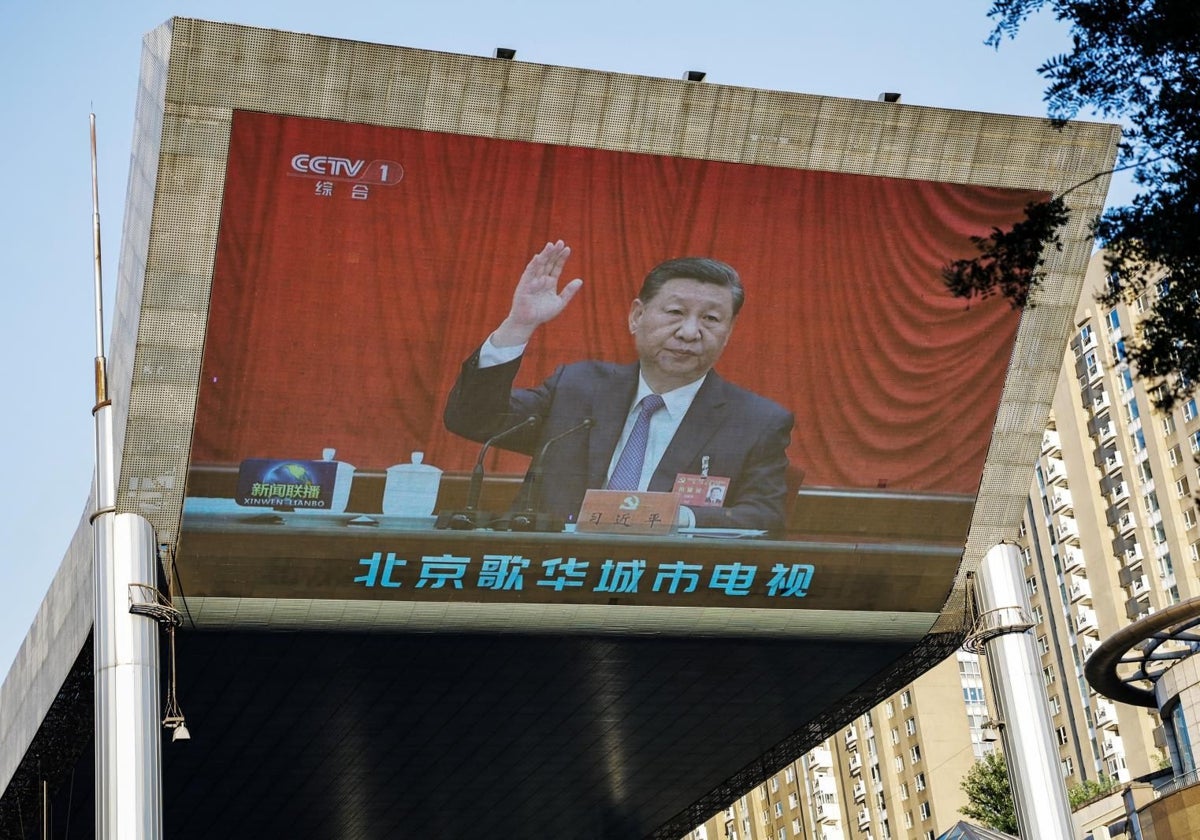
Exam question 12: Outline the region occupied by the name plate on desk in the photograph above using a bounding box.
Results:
[576,490,678,535]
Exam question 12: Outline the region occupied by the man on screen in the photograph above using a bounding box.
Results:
[443,240,794,531]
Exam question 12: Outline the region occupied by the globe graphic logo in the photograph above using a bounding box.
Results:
[263,462,319,486]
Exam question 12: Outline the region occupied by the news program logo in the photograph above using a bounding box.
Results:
[290,153,404,185]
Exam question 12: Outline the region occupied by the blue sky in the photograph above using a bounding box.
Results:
[0,0,1123,674]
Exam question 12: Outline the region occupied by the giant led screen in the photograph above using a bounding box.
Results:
[177,109,1039,618]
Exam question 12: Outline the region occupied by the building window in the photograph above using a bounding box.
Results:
[1037,634,1050,655]
[894,755,903,772]
[1026,575,1038,596]
[774,802,783,818]
[1185,398,1199,422]
[1190,431,1200,454]
[905,812,914,829]
[1138,460,1155,484]
[900,690,912,709]
[1190,542,1200,563]
[915,772,927,791]
[1170,444,1183,466]
[1124,392,1138,419]
[1061,757,1074,777]
[891,727,899,744]
[1043,665,1056,686]
[1178,477,1192,498]
[885,701,895,719]
[1164,415,1177,435]
[1032,605,1045,624]
[784,766,795,783]
[1144,490,1161,513]
[910,745,922,764]
[1108,309,1120,331]
[1049,694,1061,715]
[1056,725,1069,746]
[770,777,779,793]
[905,717,917,736]
[1185,508,1197,530]
[899,782,909,801]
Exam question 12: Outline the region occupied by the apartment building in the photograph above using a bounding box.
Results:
[685,251,1200,839]
[1017,250,1200,788]
[684,651,991,840]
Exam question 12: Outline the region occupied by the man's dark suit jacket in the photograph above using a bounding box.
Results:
[443,349,795,530]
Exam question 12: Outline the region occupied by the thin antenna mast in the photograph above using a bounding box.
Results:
[90,113,108,408]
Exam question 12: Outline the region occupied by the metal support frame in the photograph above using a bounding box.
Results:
[970,543,1076,840]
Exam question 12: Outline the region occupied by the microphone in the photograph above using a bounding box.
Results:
[438,415,538,530]
[510,417,594,532]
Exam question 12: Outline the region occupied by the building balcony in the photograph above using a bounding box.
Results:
[1093,390,1112,413]
[1081,635,1100,660]
[815,775,838,797]
[848,752,862,774]
[1058,516,1082,544]
[816,801,840,824]
[1076,606,1099,635]
[1097,420,1117,441]
[1117,512,1136,534]
[1068,573,1092,603]
[857,807,871,829]
[1110,482,1130,504]
[1063,545,1086,573]
[809,746,833,770]
[1053,487,1075,512]
[852,780,866,802]
[1125,595,1151,621]
[1042,428,1062,456]
[1104,450,1124,472]
[1130,574,1151,598]
[1095,698,1119,729]
[844,728,857,748]
[1102,735,1124,758]
[1045,457,1068,485]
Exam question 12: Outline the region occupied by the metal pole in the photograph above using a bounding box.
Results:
[90,113,163,840]
[974,542,1075,840]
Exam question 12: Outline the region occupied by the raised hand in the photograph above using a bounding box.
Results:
[492,240,584,347]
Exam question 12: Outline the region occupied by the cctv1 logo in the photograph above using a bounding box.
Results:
[290,154,404,185]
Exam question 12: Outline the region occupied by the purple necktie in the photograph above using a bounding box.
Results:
[607,394,666,491]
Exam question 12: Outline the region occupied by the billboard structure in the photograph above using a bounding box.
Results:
[179,108,1039,634]
[1,17,1119,839]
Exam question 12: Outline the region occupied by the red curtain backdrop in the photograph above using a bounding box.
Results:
[191,110,1037,495]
